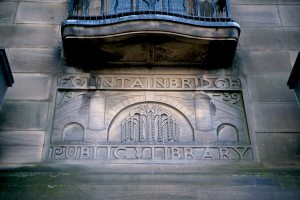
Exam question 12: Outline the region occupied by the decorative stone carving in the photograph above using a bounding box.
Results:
[121,104,180,143]
[47,74,255,163]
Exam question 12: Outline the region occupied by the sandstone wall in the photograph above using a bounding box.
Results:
[0,0,300,199]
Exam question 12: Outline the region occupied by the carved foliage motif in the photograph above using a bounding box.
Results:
[121,104,180,143]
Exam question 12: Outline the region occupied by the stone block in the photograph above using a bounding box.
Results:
[15,2,66,24]
[5,73,52,100]
[231,5,280,26]
[282,27,300,49]
[0,24,59,48]
[0,2,17,23]
[247,75,296,102]
[252,102,300,132]
[239,27,284,50]
[289,50,300,67]
[230,0,277,4]
[0,131,45,164]
[256,132,300,165]
[277,0,300,4]
[7,48,62,73]
[0,101,49,131]
[237,50,292,75]
[278,6,300,26]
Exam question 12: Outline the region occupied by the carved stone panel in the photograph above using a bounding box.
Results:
[47,75,254,163]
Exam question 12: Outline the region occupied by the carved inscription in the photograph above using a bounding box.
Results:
[49,145,253,161]
[58,75,242,90]
[48,75,255,163]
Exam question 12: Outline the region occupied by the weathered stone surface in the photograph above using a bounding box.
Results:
[4,0,62,1]
[5,73,51,100]
[232,0,300,4]
[15,2,66,24]
[0,131,45,164]
[0,24,59,48]
[239,27,284,50]
[0,171,300,200]
[282,27,300,49]
[278,6,300,26]
[7,48,62,73]
[0,101,49,131]
[289,50,300,67]
[67,66,218,76]
[277,0,300,4]
[231,0,277,4]
[252,102,300,132]
[0,2,17,23]
[0,0,300,198]
[237,50,292,75]
[231,5,280,26]
[247,75,296,102]
[257,132,300,165]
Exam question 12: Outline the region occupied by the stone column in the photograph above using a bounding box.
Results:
[89,91,106,130]
[193,92,213,131]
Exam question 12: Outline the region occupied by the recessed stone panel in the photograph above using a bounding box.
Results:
[256,132,300,165]
[252,102,300,133]
[15,2,66,24]
[247,75,296,102]
[0,101,49,131]
[0,131,45,164]
[5,73,52,100]
[46,74,256,163]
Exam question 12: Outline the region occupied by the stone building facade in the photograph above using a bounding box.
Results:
[0,0,300,199]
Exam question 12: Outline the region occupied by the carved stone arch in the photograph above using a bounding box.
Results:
[62,122,85,141]
[105,97,196,129]
[212,117,249,144]
[56,117,87,130]
[108,102,194,143]
[217,123,239,142]
[51,117,87,143]
[213,117,243,130]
